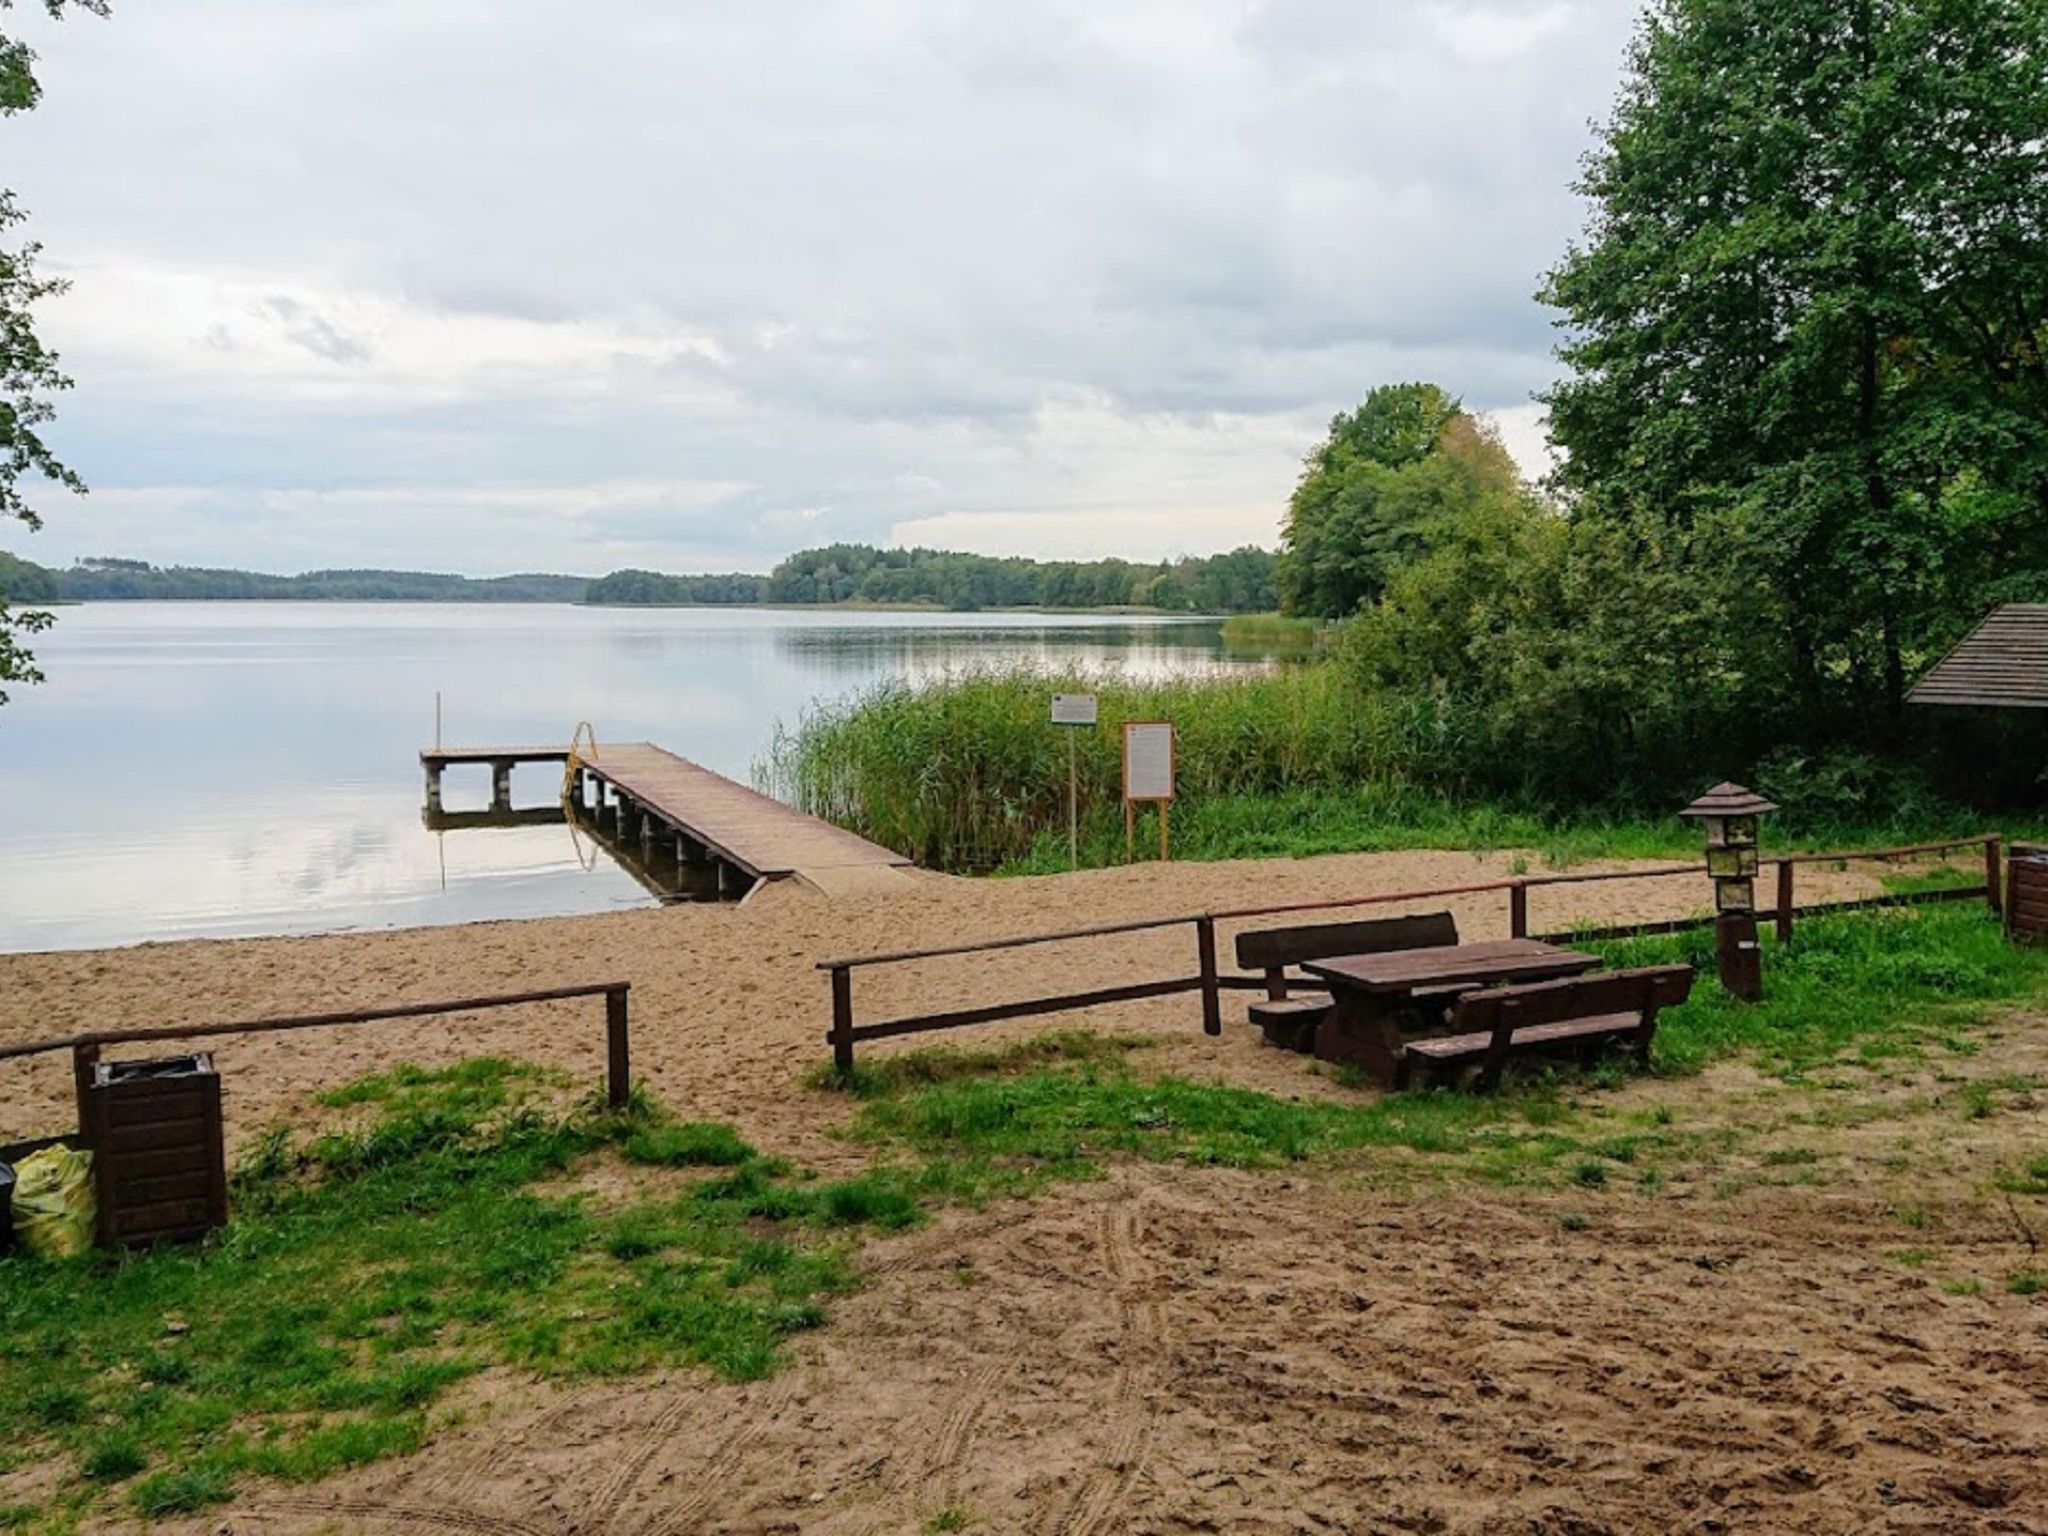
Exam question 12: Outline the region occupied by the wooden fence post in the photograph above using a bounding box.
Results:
[605,985,632,1109]
[1196,917,1221,1036]
[831,965,856,1077]
[1509,882,1528,940]
[1986,836,2004,919]
[1775,860,1795,945]
[72,1042,100,1140]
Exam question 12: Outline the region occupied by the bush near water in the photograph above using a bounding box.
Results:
[762,664,2042,874]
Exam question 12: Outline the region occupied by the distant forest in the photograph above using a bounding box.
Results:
[585,544,1278,612]
[0,544,1279,613]
[0,556,588,603]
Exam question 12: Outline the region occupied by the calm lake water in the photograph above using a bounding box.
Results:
[0,603,1251,952]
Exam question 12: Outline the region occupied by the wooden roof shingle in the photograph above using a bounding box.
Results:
[1908,604,2048,710]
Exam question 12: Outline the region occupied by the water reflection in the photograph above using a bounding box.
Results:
[0,604,1261,951]
[770,620,1236,679]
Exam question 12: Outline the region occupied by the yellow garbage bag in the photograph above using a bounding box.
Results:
[10,1145,97,1259]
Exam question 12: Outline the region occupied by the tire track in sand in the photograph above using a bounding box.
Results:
[639,1377,797,1536]
[575,1390,705,1533]
[410,1396,588,1509]
[239,1497,558,1536]
[1047,1199,1162,1536]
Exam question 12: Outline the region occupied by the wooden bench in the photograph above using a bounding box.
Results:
[1235,912,1459,1051]
[1400,964,1694,1091]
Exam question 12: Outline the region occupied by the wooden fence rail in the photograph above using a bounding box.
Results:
[817,834,2006,1075]
[0,984,637,1137]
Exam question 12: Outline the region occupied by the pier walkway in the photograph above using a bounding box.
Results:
[420,741,911,899]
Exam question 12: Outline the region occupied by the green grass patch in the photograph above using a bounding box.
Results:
[835,1057,1626,1204]
[623,1120,757,1167]
[807,1029,1149,1097]
[1587,905,2048,1077]
[1996,1155,2048,1196]
[0,1061,907,1526]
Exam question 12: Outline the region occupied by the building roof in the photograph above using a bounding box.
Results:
[1909,604,2048,710]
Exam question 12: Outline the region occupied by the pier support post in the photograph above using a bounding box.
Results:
[424,763,444,813]
[641,814,657,862]
[491,760,513,813]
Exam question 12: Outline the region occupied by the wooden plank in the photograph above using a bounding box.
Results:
[1234,912,1457,971]
[95,1086,213,1126]
[1303,940,1599,995]
[580,744,908,883]
[844,976,1203,1042]
[113,1170,213,1206]
[105,1118,211,1153]
[0,982,629,1064]
[96,1145,212,1179]
[419,746,571,764]
[1407,1012,1639,1060]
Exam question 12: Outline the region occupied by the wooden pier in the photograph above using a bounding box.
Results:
[420,741,911,900]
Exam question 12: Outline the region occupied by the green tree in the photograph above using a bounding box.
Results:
[1279,385,1527,619]
[2,0,106,704]
[1541,0,2048,728]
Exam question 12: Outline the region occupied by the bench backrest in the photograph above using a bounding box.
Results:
[1235,911,1459,974]
[1451,964,1695,1035]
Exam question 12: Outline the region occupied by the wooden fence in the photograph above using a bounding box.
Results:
[818,835,2004,1074]
[0,983,636,1137]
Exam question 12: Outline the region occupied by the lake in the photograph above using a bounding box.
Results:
[0,603,1253,952]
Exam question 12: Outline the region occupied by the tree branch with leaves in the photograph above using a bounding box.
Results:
[0,0,105,705]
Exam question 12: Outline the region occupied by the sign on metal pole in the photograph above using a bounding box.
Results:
[1121,720,1175,862]
[1051,693,1098,727]
[1051,694,1098,867]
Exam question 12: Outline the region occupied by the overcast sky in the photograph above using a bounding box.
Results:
[8,0,1640,576]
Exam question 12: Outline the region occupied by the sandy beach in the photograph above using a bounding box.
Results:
[8,848,2046,1534]
[2,848,1866,1159]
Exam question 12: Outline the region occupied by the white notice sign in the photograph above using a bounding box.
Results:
[1122,721,1175,802]
[1051,692,1099,727]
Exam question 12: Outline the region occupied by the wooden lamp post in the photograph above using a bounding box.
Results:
[1681,782,1779,1002]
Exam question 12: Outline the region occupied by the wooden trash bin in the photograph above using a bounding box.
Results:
[2011,845,2048,946]
[78,1053,229,1248]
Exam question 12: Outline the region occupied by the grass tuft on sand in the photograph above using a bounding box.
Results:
[0,1062,902,1526]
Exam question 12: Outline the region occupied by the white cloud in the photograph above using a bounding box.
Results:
[6,0,1634,573]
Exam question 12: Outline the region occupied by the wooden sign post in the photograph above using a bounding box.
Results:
[1122,720,1175,863]
[1050,693,1098,869]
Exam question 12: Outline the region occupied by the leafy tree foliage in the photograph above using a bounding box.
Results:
[1334,0,2048,808]
[1277,384,1529,619]
[1542,0,2048,726]
[1,0,106,704]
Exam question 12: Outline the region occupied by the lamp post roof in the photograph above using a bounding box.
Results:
[1680,782,1780,819]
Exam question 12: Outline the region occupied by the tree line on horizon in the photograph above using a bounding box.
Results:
[0,543,1281,613]
[586,543,1278,612]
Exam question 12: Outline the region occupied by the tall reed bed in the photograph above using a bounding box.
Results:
[760,665,1464,869]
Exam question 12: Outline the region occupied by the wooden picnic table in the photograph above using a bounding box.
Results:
[1302,939,1602,1087]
